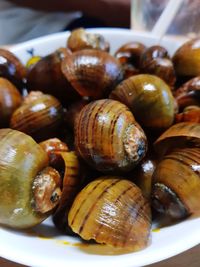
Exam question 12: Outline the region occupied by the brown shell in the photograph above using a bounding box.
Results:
[152,147,200,219]
[154,122,200,156]
[114,42,146,78]
[53,151,82,233]
[175,107,200,123]
[10,92,63,141]
[132,156,157,199]
[75,99,147,173]
[68,177,151,252]
[0,78,22,126]
[0,48,26,90]
[39,138,69,170]
[110,74,175,130]
[140,45,176,87]
[27,48,80,106]
[174,76,200,110]
[173,37,200,78]
[61,49,123,99]
[67,28,110,52]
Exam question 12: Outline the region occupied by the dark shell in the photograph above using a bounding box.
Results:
[61,49,123,99]
[0,48,26,90]
[27,48,80,107]
[10,93,64,141]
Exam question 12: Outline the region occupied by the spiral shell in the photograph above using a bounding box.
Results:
[152,147,200,219]
[61,49,123,99]
[10,92,63,141]
[0,129,61,229]
[75,99,147,172]
[68,177,151,252]
[110,74,175,130]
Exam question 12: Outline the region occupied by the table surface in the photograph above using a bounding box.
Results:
[0,244,200,267]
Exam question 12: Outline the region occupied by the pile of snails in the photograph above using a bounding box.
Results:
[0,28,199,253]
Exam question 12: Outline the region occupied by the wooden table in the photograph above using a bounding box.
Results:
[0,244,200,267]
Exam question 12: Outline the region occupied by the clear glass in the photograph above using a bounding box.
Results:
[131,0,200,37]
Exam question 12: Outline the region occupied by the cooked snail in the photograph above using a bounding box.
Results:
[68,177,151,252]
[0,129,61,229]
[0,77,22,127]
[173,37,200,79]
[175,106,200,123]
[110,74,175,130]
[10,91,64,141]
[0,48,26,90]
[75,99,147,173]
[152,147,200,219]
[67,28,110,52]
[174,76,200,110]
[154,122,200,157]
[114,41,146,78]
[140,45,176,87]
[27,48,80,106]
[61,49,123,99]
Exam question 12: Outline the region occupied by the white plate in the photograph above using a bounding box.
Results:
[1,28,200,267]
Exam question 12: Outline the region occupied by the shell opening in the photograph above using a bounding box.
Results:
[123,124,147,164]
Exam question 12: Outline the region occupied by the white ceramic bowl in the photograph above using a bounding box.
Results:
[0,28,199,267]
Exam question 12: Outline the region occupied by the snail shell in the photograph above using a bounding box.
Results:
[68,177,151,252]
[114,42,146,78]
[0,78,22,127]
[67,28,110,52]
[110,74,175,130]
[140,45,176,88]
[173,37,200,79]
[152,147,200,219]
[75,99,147,173]
[175,106,200,123]
[61,49,123,99]
[27,48,80,106]
[0,48,26,90]
[0,129,61,229]
[10,91,64,141]
[174,76,200,110]
[154,122,200,157]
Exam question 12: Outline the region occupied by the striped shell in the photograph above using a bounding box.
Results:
[53,151,82,232]
[10,92,63,141]
[61,49,123,99]
[154,122,200,156]
[75,99,147,173]
[68,177,151,251]
[152,147,200,219]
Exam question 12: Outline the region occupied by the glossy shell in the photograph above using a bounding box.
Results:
[173,37,200,78]
[140,45,176,87]
[61,49,123,99]
[67,28,110,52]
[154,122,200,156]
[0,129,49,228]
[174,76,200,110]
[68,177,151,252]
[110,74,175,130]
[114,42,146,78]
[27,48,80,106]
[175,107,200,123]
[152,147,200,219]
[10,92,63,141]
[75,99,147,172]
[53,151,82,233]
[0,78,22,126]
[0,48,26,90]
